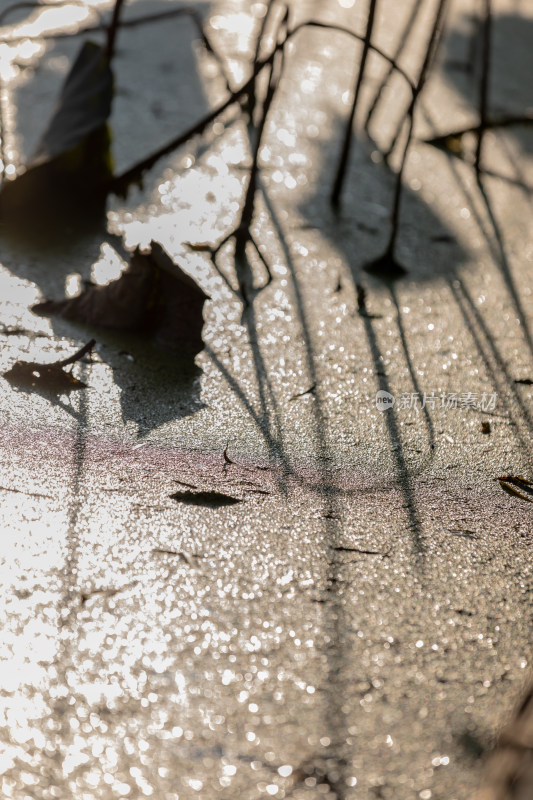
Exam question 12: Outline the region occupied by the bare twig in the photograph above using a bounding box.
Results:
[55,339,96,368]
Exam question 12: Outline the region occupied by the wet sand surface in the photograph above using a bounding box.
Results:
[0,1,532,798]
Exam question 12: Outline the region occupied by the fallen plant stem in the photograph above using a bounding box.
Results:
[331,0,378,208]
[152,549,201,568]
[422,139,532,189]
[54,339,96,368]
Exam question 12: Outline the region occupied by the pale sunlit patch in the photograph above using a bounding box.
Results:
[218,140,249,166]
[225,58,246,85]
[0,750,16,776]
[174,671,188,705]
[209,13,255,53]
[121,221,153,252]
[14,38,41,64]
[251,3,268,19]
[11,5,91,40]
[0,44,17,81]
[299,63,323,95]
[0,691,50,755]
[119,163,244,265]
[288,152,307,166]
[65,273,82,297]
[206,154,229,176]
[76,682,124,706]
[62,742,91,775]
[276,129,296,147]
[92,243,128,286]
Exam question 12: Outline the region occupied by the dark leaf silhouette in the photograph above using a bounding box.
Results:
[2,339,95,394]
[34,242,209,358]
[0,41,113,221]
[169,490,242,508]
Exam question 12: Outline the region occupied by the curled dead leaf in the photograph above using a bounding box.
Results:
[34,243,209,358]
